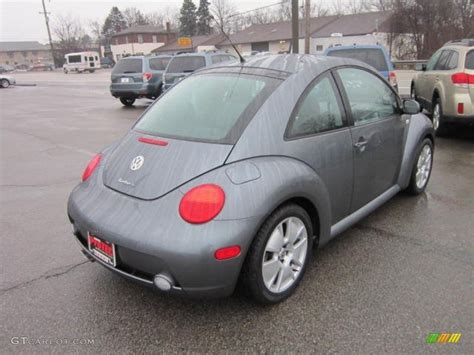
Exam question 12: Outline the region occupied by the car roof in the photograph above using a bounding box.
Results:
[197,53,374,77]
[325,44,386,51]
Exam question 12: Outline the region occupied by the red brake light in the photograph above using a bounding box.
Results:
[451,72,474,86]
[458,103,464,114]
[138,137,168,146]
[215,245,241,260]
[179,184,225,224]
[143,72,153,82]
[389,71,397,86]
[81,154,102,182]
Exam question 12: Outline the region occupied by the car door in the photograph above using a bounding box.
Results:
[415,50,442,103]
[335,67,405,212]
[285,73,353,224]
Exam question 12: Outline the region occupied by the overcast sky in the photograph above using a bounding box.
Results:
[0,0,287,43]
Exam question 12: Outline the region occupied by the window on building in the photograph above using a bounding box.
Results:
[316,45,324,51]
[152,35,157,43]
[138,34,143,43]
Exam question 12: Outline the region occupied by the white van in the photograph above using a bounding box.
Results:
[63,52,101,73]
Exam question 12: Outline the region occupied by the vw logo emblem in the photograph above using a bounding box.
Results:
[130,155,144,171]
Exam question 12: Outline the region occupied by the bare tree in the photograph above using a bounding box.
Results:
[123,7,149,27]
[210,0,236,33]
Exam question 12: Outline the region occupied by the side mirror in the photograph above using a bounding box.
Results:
[415,63,426,71]
[403,99,421,114]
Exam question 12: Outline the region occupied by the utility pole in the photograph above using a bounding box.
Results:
[291,0,299,54]
[304,0,311,54]
[40,0,56,67]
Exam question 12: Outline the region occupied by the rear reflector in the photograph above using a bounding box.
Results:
[389,71,397,87]
[179,184,225,224]
[458,103,464,114]
[451,72,474,86]
[215,246,241,260]
[82,154,102,182]
[143,72,153,82]
[138,137,168,146]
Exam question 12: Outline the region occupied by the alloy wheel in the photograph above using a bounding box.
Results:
[262,217,308,293]
[416,144,432,189]
[432,104,440,131]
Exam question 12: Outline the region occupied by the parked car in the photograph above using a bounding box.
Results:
[110,55,172,106]
[30,62,54,71]
[0,74,16,88]
[63,51,100,73]
[411,39,474,135]
[100,57,115,69]
[0,64,14,73]
[162,52,236,92]
[15,63,31,71]
[68,54,433,304]
[324,45,398,91]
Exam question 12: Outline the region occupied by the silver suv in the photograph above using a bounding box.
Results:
[411,39,474,135]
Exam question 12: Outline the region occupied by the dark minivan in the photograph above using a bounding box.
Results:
[110,55,171,106]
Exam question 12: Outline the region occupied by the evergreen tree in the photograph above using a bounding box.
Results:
[179,0,197,36]
[196,0,212,35]
[102,7,127,37]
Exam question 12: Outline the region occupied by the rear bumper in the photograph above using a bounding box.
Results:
[67,178,259,299]
[110,83,160,98]
[442,115,474,125]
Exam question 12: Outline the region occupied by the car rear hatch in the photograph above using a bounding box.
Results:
[103,131,232,200]
[164,56,206,87]
[465,50,474,102]
[111,58,144,88]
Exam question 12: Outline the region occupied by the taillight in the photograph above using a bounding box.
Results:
[82,154,102,182]
[215,246,241,260]
[389,71,397,87]
[179,184,225,224]
[451,72,474,87]
[143,72,153,82]
[458,103,464,114]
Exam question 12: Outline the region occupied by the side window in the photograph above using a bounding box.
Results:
[337,68,398,126]
[446,51,458,70]
[211,56,221,64]
[426,50,442,71]
[434,50,452,70]
[286,75,345,138]
[466,50,474,70]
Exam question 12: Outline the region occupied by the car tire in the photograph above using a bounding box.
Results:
[432,98,448,136]
[406,138,434,195]
[241,203,313,304]
[1,79,10,88]
[120,97,136,106]
[89,69,95,73]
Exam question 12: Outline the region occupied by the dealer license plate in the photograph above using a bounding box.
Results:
[88,234,116,266]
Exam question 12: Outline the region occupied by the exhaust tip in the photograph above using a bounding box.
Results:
[153,274,174,291]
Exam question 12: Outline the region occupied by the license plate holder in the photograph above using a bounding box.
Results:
[121,77,130,83]
[88,234,116,267]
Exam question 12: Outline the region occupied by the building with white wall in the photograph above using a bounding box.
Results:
[109,25,177,61]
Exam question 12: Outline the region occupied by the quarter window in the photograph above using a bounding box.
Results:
[434,50,452,70]
[286,75,345,138]
[465,50,474,69]
[337,68,398,126]
[446,51,458,70]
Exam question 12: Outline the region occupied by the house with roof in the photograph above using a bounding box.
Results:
[219,11,400,58]
[219,15,339,55]
[151,34,225,55]
[0,41,52,66]
[310,11,395,54]
[109,25,177,61]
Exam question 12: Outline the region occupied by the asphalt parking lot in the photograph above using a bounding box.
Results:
[1,70,473,353]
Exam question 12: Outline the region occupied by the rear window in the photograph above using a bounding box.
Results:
[327,48,389,71]
[68,55,81,63]
[112,58,143,74]
[134,73,281,143]
[166,56,206,73]
[149,57,170,71]
[466,50,474,70]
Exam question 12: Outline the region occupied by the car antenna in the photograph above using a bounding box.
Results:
[217,23,245,64]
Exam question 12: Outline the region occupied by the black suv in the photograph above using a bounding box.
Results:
[110,55,171,106]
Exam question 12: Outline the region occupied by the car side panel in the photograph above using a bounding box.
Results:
[397,113,434,189]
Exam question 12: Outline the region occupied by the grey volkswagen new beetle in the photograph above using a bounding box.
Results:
[68,54,434,304]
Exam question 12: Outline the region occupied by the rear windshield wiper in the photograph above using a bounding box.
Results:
[122,71,137,74]
[183,70,195,73]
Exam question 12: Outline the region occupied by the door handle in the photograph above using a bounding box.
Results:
[354,139,368,152]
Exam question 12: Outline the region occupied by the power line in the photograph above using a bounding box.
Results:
[227,1,288,19]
